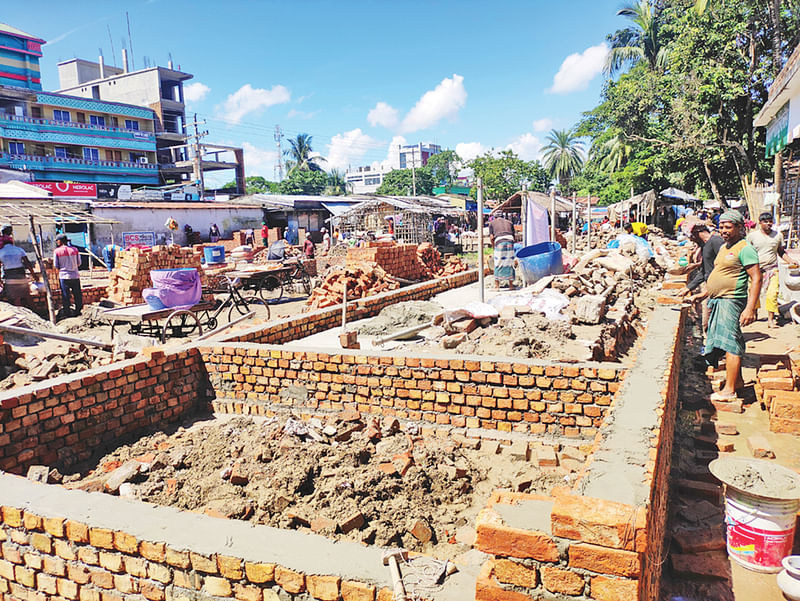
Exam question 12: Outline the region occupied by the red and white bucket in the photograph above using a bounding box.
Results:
[725,487,799,573]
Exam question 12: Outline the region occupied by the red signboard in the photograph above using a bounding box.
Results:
[30,182,97,197]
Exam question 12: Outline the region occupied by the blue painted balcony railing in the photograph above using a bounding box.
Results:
[0,113,155,138]
[0,151,158,173]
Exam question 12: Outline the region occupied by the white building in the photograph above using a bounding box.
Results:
[345,142,442,194]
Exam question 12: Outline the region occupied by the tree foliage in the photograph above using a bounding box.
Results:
[576,0,800,205]
[468,150,550,201]
[604,0,669,75]
[426,150,462,186]
[221,176,279,195]
[376,168,435,196]
[278,169,327,195]
[284,133,326,174]
[541,129,585,193]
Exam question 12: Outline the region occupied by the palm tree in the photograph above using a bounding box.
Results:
[542,129,584,192]
[325,169,347,196]
[284,133,326,174]
[594,134,634,174]
[604,0,668,76]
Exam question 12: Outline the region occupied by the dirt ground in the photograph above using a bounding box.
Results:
[66,411,571,559]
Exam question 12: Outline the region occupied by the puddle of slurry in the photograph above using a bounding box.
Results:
[578,306,681,507]
[709,457,800,501]
[493,499,554,535]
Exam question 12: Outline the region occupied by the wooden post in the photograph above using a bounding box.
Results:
[521,184,527,247]
[586,195,591,250]
[571,193,577,254]
[550,187,556,242]
[28,216,56,324]
[477,178,485,303]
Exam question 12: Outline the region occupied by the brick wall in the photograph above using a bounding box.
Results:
[223,269,478,345]
[0,348,208,476]
[0,474,430,601]
[31,285,107,315]
[346,243,423,280]
[471,305,686,601]
[201,345,624,439]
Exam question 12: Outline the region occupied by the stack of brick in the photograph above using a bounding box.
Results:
[306,264,399,309]
[0,334,19,370]
[346,242,424,281]
[107,245,205,305]
[756,351,800,435]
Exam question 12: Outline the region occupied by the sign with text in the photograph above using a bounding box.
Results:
[31,182,97,197]
[122,231,156,248]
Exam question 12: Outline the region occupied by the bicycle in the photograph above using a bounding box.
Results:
[258,257,312,302]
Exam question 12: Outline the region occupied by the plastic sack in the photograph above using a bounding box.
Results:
[528,288,570,321]
[612,233,654,260]
[444,301,499,322]
[142,268,202,309]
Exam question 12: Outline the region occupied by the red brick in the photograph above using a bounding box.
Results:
[341,580,375,601]
[306,574,341,600]
[491,559,537,587]
[275,566,306,593]
[590,575,639,600]
[568,543,640,578]
[475,563,536,601]
[551,495,646,551]
[475,508,559,561]
[541,566,584,595]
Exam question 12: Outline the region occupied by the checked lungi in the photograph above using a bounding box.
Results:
[493,239,515,284]
[704,297,747,359]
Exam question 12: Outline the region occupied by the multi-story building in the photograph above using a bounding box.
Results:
[398,142,441,169]
[344,164,391,194]
[0,23,158,186]
[57,54,244,194]
[345,142,442,194]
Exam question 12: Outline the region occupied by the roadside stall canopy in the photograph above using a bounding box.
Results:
[660,187,701,202]
[605,189,656,222]
[491,191,575,216]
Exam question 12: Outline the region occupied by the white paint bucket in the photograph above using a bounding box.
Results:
[725,486,800,573]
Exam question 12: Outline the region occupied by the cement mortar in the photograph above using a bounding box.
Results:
[709,457,800,500]
[357,301,443,336]
[579,305,682,506]
[0,474,478,599]
[493,499,554,535]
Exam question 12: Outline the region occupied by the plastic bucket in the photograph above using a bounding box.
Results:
[204,245,225,264]
[725,486,800,572]
[515,242,563,285]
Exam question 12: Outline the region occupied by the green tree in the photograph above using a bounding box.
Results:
[468,150,550,201]
[604,0,668,76]
[284,133,326,173]
[376,168,434,196]
[221,176,279,195]
[325,169,347,196]
[426,150,462,187]
[541,129,584,193]
[278,169,327,195]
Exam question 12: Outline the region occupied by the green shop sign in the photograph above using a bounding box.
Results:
[766,102,790,158]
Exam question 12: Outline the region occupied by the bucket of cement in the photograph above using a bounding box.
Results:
[710,457,800,573]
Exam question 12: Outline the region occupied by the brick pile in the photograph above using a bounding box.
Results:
[755,350,800,435]
[346,242,424,280]
[107,245,205,305]
[416,242,469,278]
[306,264,400,309]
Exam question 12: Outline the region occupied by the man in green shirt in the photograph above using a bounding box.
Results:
[693,210,761,401]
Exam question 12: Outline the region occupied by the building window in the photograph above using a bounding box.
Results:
[8,141,24,155]
[31,106,42,119]
[89,115,106,127]
[54,147,68,158]
[129,152,145,163]
[110,116,119,128]
[83,148,99,161]
[76,112,86,124]
[113,150,122,161]
[124,119,139,131]
[53,110,70,122]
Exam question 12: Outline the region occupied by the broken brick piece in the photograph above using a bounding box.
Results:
[670,552,730,580]
[339,512,365,534]
[672,527,726,553]
[409,519,433,543]
[715,423,738,436]
[747,435,775,459]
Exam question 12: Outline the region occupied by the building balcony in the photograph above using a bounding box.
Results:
[0,151,158,173]
[0,113,155,138]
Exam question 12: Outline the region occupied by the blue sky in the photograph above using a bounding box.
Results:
[5,1,624,183]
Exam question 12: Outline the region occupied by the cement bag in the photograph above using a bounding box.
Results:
[143,268,202,309]
[591,252,635,274]
[528,289,570,321]
[444,301,499,322]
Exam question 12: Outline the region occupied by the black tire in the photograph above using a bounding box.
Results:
[259,275,283,302]
[161,310,202,343]
[300,271,312,296]
[228,294,270,323]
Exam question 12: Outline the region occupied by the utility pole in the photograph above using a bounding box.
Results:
[477,177,485,303]
[411,146,417,196]
[274,125,284,181]
[185,113,208,199]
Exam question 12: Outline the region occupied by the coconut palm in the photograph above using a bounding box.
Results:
[594,134,634,174]
[325,169,347,196]
[604,0,668,76]
[284,133,326,173]
[542,129,584,192]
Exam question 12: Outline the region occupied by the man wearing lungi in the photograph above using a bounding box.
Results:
[747,211,790,328]
[489,215,516,289]
[694,210,761,401]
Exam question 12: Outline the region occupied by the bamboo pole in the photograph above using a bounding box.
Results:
[28,216,56,324]
[477,178,485,303]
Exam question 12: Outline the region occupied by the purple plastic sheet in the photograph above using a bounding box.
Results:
[143,268,202,310]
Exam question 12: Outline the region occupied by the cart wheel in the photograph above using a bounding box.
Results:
[206,316,218,331]
[228,294,270,323]
[259,275,283,302]
[161,310,203,344]
[300,272,312,296]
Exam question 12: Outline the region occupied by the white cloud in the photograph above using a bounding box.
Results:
[368,75,467,134]
[367,102,400,129]
[184,82,210,103]
[242,141,278,178]
[287,108,318,120]
[548,43,608,94]
[219,83,291,124]
[325,128,383,171]
[401,74,467,133]
[532,118,554,132]
[379,136,408,170]
[505,133,543,161]
[455,142,487,162]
